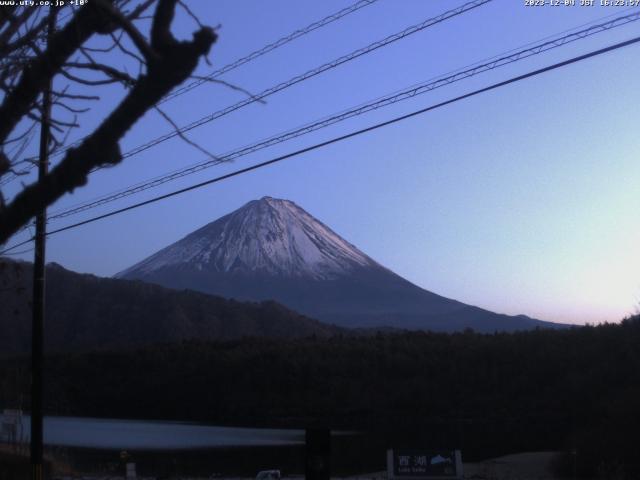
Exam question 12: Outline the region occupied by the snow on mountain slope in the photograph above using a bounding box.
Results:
[117,197,378,280]
[116,196,560,332]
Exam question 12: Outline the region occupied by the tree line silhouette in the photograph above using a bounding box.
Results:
[1,317,639,477]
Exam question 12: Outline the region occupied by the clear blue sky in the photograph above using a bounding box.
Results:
[5,0,640,325]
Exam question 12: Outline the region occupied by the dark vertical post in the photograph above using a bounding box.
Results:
[305,428,330,480]
[31,8,55,480]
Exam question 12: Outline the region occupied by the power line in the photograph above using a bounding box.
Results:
[31,0,486,172]
[46,10,640,222]
[16,33,639,247]
[0,0,381,184]
[117,0,491,160]
[1,246,34,256]
[5,0,491,189]
[0,237,33,256]
[161,0,381,104]
[0,237,34,256]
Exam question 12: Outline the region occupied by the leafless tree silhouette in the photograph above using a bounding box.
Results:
[0,0,217,244]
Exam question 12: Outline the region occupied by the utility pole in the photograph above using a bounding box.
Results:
[31,8,55,480]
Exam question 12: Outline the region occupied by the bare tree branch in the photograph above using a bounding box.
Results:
[60,68,123,86]
[52,101,91,114]
[109,30,146,64]
[154,105,220,161]
[190,75,266,104]
[0,15,47,58]
[64,61,136,86]
[0,7,37,52]
[94,0,158,62]
[151,0,177,52]
[0,0,217,244]
[0,152,9,178]
[0,4,112,143]
[51,90,100,101]
[178,0,205,30]
[126,0,158,21]
[0,5,17,32]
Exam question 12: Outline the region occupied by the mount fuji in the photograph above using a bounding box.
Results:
[117,197,558,332]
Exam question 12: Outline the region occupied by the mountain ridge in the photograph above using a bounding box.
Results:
[117,196,380,280]
[0,258,343,355]
[118,197,561,332]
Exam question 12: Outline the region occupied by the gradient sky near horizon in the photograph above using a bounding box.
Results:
[4,0,640,325]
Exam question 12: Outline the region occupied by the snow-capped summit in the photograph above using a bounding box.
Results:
[117,196,377,280]
[117,197,558,332]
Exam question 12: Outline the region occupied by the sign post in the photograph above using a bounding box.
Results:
[126,462,137,480]
[305,428,330,480]
[387,450,463,480]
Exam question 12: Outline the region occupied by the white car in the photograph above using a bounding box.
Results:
[255,470,281,480]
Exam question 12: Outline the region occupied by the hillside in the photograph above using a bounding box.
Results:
[0,258,342,355]
[1,319,638,477]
